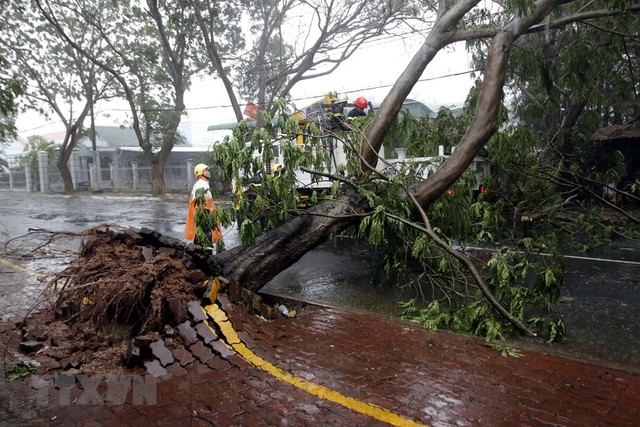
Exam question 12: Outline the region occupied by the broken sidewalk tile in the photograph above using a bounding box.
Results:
[144,359,168,378]
[167,298,189,324]
[204,277,222,303]
[217,294,233,312]
[177,321,198,346]
[141,246,154,261]
[188,269,207,283]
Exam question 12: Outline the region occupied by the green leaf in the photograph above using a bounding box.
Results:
[6,362,37,380]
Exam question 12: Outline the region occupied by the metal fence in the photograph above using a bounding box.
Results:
[0,154,202,194]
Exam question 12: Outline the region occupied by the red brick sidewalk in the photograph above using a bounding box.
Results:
[2,297,639,426]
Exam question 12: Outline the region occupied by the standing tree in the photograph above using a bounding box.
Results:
[188,0,248,122]
[0,0,25,145]
[194,0,424,120]
[34,0,203,195]
[0,55,24,145]
[1,2,117,193]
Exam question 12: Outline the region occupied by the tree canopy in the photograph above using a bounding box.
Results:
[211,0,640,342]
[0,55,24,144]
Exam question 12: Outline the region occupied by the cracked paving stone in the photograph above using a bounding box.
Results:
[187,300,207,322]
[166,297,189,324]
[144,359,168,378]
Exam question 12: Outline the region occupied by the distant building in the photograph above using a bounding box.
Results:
[401,99,436,118]
[0,122,220,193]
[590,122,640,198]
[70,124,216,189]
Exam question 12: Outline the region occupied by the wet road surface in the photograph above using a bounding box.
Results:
[1,191,639,425]
[263,242,640,369]
[1,190,639,368]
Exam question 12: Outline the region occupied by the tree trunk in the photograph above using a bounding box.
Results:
[58,157,74,193]
[151,159,166,196]
[151,108,183,196]
[58,127,80,194]
[218,0,559,294]
[219,192,366,291]
[359,1,474,168]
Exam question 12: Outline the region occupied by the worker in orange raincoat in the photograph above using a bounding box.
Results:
[184,163,222,248]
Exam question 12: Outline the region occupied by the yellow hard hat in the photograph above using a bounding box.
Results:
[271,163,282,174]
[194,163,209,177]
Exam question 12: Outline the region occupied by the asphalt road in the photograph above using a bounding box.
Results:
[1,190,639,369]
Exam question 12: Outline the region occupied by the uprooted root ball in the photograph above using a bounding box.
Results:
[47,229,198,336]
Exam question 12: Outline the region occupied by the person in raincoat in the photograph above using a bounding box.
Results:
[184,163,222,248]
[329,93,350,131]
[347,96,369,119]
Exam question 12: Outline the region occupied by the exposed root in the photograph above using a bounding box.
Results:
[47,227,201,336]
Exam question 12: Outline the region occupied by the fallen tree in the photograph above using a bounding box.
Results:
[29,1,640,348]
[214,0,640,342]
[215,0,591,340]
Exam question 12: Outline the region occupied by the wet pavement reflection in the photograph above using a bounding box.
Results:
[261,242,407,316]
[1,191,638,369]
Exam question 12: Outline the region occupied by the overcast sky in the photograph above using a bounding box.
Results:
[180,36,476,125]
[15,33,476,140]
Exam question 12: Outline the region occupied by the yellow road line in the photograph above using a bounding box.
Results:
[2,258,427,426]
[203,304,427,427]
[0,257,40,277]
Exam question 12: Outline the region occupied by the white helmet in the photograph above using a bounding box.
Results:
[336,93,348,103]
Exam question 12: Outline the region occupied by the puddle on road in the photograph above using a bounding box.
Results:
[262,242,419,318]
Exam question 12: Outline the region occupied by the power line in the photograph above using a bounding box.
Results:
[113,67,481,113]
[18,66,481,134]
